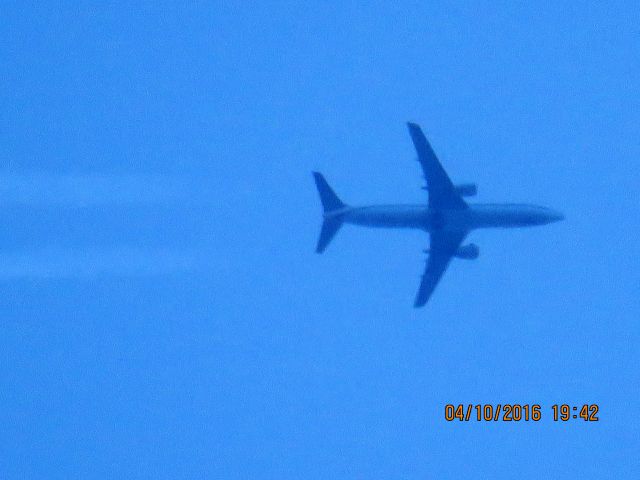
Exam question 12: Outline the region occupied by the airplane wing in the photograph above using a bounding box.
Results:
[414,229,467,307]
[407,122,467,210]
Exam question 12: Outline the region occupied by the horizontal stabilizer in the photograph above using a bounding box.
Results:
[316,216,343,253]
[312,172,345,213]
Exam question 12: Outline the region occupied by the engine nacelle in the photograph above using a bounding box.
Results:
[454,183,477,197]
[455,243,479,260]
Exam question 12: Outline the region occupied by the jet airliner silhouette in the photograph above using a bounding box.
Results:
[313,123,564,307]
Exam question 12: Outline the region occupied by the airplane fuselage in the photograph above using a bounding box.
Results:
[332,203,564,232]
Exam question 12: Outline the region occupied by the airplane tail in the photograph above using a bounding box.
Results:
[312,172,346,253]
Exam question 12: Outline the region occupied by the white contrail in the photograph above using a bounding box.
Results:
[0,173,211,206]
[0,247,208,278]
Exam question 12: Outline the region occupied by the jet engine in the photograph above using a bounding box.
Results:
[455,243,479,259]
[454,183,477,197]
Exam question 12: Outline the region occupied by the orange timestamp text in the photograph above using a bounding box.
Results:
[444,404,599,422]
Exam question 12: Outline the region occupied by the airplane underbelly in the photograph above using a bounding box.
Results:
[345,208,472,231]
[345,210,427,229]
[431,210,472,231]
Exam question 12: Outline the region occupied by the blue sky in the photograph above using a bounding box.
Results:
[1,2,638,478]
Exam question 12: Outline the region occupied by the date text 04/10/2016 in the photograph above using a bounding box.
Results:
[444,404,599,422]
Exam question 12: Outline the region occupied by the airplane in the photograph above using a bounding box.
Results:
[313,122,564,307]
